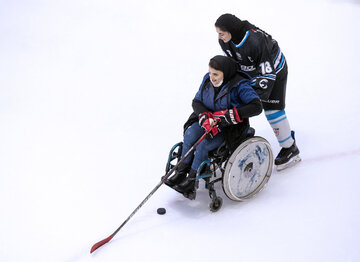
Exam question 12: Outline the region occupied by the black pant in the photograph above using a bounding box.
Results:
[262,62,288,111]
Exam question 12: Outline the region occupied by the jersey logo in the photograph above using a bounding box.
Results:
[262,99,280,104]
[259,79,268,89]
[240,65,256,71]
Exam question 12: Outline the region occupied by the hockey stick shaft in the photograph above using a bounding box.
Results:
[90,130,209,253]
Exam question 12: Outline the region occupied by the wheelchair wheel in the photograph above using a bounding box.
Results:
[209,196,223,212]
[222,136,273,201]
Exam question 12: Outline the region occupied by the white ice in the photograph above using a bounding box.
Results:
[0,0,360,261]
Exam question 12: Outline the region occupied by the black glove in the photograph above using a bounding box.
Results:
[212,107,242,128]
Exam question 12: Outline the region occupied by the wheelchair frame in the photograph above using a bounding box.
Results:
[166,134,273,212]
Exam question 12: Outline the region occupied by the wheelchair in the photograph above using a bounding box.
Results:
[165,128,274,212]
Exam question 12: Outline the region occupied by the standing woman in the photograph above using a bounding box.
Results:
[215,13,301,170]
[165,55,262,195]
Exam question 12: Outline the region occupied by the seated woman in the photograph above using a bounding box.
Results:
[165,55,263,195]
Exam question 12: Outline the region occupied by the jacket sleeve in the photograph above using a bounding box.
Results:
[192,99,210,116]
[236,98,262,118]
[235,80,263,119]
[192,73,211,116]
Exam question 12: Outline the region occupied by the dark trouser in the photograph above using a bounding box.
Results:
[181,122,224,171]
[261,62,288,111]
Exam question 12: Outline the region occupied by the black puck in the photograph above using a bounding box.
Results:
[157,208,166,215]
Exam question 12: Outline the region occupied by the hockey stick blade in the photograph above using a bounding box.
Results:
[90,234,114,253]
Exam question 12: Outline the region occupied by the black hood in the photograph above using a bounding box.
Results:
[209,55,238,83]
[215,13,257,44]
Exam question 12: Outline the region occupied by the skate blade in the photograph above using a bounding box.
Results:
[276,155,301,171]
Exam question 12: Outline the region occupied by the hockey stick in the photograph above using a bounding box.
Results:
[90,128,211,253]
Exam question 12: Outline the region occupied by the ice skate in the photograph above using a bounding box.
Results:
[275,132,301,171]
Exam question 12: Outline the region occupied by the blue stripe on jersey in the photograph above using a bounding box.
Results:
[234,31,250,48]
[263,75,276,80]
[273,48,281,64]
[276,55,285,71]
[251,75,276,85]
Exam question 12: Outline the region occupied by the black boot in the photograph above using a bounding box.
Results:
[173,169,197,193]
[165,162,191,187]
[275,131,301,170]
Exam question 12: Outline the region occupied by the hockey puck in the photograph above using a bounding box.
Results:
[157,208,166,215]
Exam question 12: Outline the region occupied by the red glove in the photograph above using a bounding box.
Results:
[198,112,219,138]
[213,107,242,127]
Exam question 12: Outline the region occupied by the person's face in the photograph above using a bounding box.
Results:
[216,27,232,43]
[209,66,224,86]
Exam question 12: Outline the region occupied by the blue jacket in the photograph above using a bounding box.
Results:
[185,72,262,152]
[194,72,259,112]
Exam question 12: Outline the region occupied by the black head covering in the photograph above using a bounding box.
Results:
[215,13,256,44]
[209,55,238,84]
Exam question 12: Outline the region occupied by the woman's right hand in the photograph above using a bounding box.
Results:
[198,112,219,138]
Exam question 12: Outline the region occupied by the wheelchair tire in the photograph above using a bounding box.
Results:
[209,196,223,212]
[222,136,273,201]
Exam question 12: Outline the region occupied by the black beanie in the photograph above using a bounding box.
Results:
[209,55,238,83]
[215,13,256,44]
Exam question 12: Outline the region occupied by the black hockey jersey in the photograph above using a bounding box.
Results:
[219,28,286,100]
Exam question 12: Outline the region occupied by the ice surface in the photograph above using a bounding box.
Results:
[0,0,359,261]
